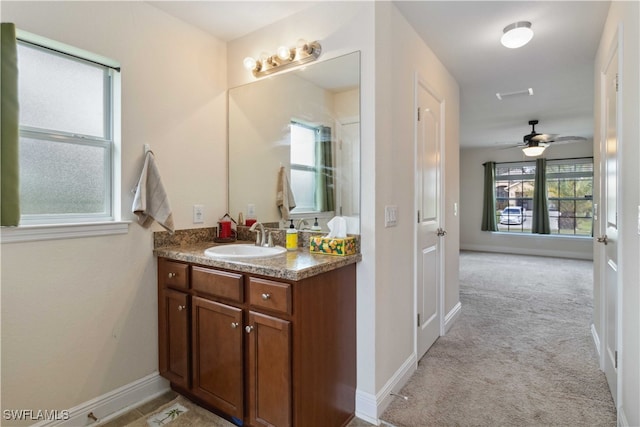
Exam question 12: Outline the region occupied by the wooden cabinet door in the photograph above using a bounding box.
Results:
[159,288,190,389]
[191,296,244,422]
[247,311,291,427]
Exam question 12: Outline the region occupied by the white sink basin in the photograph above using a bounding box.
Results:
[204,244,287,259]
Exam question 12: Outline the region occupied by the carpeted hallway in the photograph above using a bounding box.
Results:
[381,251,616,427]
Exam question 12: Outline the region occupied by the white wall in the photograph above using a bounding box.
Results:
[1,1,227,422]
[374,0,460,411]
[460,142,594,260]
[593,1,640,425]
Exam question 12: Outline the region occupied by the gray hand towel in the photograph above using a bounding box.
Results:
[132,151,175,233]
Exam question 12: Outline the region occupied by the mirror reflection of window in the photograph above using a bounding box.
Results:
[290,121,335,214]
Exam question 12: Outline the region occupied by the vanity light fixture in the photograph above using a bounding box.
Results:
[522,143,547,157]
[243,39,322,77]
[501,21,534,49]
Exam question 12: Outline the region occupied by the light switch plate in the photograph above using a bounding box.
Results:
[385,205,398,227]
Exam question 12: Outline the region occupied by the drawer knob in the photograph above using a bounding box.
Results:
[177,305,186,311]
[261,293,271,301]
[231,322,239,329]
[168,272,177,278]
[245,325,254,333]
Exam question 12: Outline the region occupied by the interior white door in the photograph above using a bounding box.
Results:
[600,41,619,404]
[415,75,443,360]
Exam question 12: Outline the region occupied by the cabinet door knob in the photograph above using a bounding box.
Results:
[177,305,186,311]
[261,293,271,301]
[245,325,254,333]
[168,272,177,278]
[231,322,239,329]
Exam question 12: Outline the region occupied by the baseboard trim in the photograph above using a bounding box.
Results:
[460,244,592,261]
[32,372,169,427]
[356,352,417,424]
[591,323,601,358]
[618,405,628,427]
[443,302,462,334]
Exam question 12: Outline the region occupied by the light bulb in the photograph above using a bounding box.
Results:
[243,57,257,71]
[296,38,309,53]
[277,46,292,61]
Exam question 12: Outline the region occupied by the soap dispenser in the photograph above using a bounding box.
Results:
[286,219,298,251]
[311,217,322,231]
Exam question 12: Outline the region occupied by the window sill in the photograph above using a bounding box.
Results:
[1,221,130,243]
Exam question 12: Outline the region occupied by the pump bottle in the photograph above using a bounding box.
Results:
[286,219,298,251]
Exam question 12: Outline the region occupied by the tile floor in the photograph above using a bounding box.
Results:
[100,391,375,426]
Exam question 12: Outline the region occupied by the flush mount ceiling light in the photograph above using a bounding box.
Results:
[243,39,322,78]
[501,21,534,49]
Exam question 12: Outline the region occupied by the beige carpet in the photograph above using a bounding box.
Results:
[381,251,617,427]
[127,396,235,427]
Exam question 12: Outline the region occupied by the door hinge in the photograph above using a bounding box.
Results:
[615,350,618,369]
[615,73,619,92]
[417,313,421,327]
[417,210,420,223]
[417,107,421,121]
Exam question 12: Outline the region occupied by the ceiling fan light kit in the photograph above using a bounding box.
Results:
[501,21,534,49]
[522,144,547,157]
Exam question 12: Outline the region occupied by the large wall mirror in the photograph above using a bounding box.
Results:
[228,51,360,233]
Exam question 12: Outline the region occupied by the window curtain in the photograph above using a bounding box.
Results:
[1,23,20,226]
[481,162,497,231]
[315,126,335,212]
[532,157,551,234]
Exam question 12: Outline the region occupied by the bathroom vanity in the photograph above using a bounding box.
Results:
[154,240,359,427]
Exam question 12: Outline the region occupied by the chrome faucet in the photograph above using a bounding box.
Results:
[296,218,310,230]
[249,222,274,247]
[249,222,265,246]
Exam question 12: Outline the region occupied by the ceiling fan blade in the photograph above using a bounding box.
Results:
[530,133,558,143]
[548,135,588,144]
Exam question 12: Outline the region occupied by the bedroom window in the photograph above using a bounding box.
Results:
[16,39,119,225]
[494,158,593,236]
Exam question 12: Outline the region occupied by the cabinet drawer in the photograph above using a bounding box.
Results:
[192,266,243,303]
[249,277,291,315]
[159,259,189,290]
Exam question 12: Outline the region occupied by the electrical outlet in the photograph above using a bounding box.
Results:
[385,205,398,227]
[193,205,204,224]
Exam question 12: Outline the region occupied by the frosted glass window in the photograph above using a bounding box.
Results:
[290,169,316,211]
[18,43,106,138]
[20,138,108,215]
[16,39,117,224]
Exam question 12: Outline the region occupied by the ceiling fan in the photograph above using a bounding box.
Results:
[512,120,587,156]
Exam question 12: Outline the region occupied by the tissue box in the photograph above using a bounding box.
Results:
[309,236,357,256]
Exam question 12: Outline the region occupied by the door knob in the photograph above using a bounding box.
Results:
[437,228,447,237]
[177,305,186,311]
[245,325,254,333]
[261,293,271,301]
[597,235,608,245]
[231,322,239,329]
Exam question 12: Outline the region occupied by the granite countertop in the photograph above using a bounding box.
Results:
[154,240,361,281]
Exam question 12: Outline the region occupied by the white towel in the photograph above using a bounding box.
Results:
[276,166,296,221]
[132,151,175,233]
